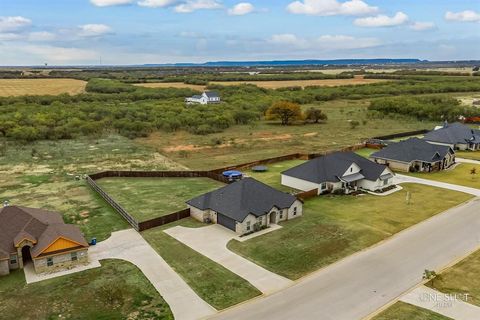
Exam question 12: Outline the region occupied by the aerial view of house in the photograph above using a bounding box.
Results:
[423,122,480,150]
[370,137,456,172]
[0,205,89,275]
[185,91,221,105]
[187,177,303,234]
[281,152,394,194]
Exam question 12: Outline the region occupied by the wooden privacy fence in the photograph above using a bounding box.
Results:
[138,208,191,231]
[86,176,140,231]
[296,189,318,201]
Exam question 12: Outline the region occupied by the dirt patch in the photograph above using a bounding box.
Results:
[304,132,318,137]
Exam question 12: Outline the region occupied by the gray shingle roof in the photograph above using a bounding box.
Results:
[282,152,389,184]
[204,91,220,98]
[424,122,480,145]
[371,138,453,164]
[186,178,297,223]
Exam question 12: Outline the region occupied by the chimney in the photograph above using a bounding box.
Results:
[443,120,449,128]
[3,200,9,207]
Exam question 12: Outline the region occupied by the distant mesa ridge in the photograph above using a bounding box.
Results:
[145,59,424,67]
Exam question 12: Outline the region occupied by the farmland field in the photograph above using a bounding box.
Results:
[97,177,225,221]
[0,78,86,96]
[210,76,388,89]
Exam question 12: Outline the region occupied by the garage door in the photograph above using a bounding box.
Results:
[217,213,236,231]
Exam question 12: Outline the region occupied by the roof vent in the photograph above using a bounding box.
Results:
[443,120,449,128]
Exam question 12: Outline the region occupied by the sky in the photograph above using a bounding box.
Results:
[0,0,479,65]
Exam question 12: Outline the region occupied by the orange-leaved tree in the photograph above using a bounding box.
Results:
[266,101,303,125]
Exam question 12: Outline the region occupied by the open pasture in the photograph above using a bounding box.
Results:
[0,78,87,96]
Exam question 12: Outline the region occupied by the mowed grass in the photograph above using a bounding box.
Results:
[426,248,480,307]
[0,260,173,320]
[142,218,261,310]
[372,302,452,320]
[0,78,86,96]
[407,163,480,189]
[456,151,480,161]
[247,159,305,191]
[210,76,387,89]
[138,99,435,170]
[355,147,379,158]
[97,177,225,221]
[228,184,472,279]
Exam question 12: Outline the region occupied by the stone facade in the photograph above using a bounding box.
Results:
[33,248,89,274]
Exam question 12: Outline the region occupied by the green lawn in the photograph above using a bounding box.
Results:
[247,159,305,191]
[0,260,173,320]
[142,218,261,310]
[355,147,379,158]
[228,184,472,279]
[426,248,480,307]
[456,151,480,161]
[97,177,225,221]
[372,302,452,320]
[407,163,480,189]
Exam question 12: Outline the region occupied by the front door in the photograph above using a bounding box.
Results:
[269,212,277,224]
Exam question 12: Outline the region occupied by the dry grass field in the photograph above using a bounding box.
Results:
[133,82,206,91]
[0,78,87,96]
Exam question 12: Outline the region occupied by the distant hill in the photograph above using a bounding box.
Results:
[145,59,423,67]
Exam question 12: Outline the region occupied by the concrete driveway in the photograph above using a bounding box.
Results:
[164,225,292,294]
[209,198,480,320]
[394,174,480,197]
[89,229,216,320]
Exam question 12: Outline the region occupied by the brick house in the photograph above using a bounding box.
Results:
[0,206,89,276]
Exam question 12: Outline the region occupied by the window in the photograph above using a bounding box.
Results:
[293,207,297,216]
[321,182,327,190]
[10,256,17,265]
[47,257,53,267]
[383,179,389,186]
[280,212,283,219]
[71,252,78,261]
[246,221,251,231]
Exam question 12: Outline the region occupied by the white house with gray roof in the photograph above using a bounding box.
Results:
[370,138,455,173]
[281,152,394,195]
[185,91,221,105]
[186,178,303,235]
[423,122,480,151]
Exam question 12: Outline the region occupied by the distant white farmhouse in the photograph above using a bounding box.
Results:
[185,91,221,105]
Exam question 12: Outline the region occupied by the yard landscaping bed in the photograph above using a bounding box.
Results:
[142,219,261,310]
[228,183,472,279]
[406,163,480,189]
[97,177,225,222]
[426,248,480,307]
[372,301,451,320]
[0,260,173,320]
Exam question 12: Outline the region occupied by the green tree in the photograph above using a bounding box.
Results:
[305,107,328,123]
[266,101,303,125]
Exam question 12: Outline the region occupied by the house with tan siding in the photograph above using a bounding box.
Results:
[187,178,302,235]
[0,206,89,276]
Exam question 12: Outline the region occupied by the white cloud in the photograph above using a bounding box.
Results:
[228,2,255,16]
[354,12,409,27]
[138,0,178,8]
[0,16,32,32]
[410,21,435,31]
[445,10,480,22]
[268,33,380,50]
[174,0,222,13]
[78,24,113,37]
[17,44,98,63]
[0,33,23,41]
[286,0,378,16]
[90,0,134,7]
[28,31,57,41]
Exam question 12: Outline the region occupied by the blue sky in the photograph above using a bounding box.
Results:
[0,0,479,65]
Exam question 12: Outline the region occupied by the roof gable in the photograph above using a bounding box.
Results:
[187,178,296,222]
[424,122,480,145]
[371,138,452,163]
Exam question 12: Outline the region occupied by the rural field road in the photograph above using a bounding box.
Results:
[208,198,480,320]
[165,224,292,294]
[89,229,216,320]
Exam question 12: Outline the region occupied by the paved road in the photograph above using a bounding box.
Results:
[89,229,216,320]
[209,198,480,320]
[400,286,480,320]
[394,174,480,197]
[165,225,292,294]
